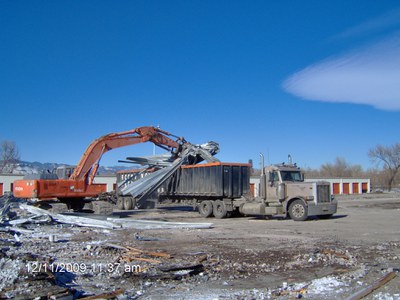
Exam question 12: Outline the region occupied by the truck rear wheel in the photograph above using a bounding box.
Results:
[123,197,135,210]
[289,199,308,221]
[116,198,125,210]
[198,200,213,218]
[213,200,228,219]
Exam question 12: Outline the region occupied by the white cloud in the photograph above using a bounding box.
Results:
[334,8,400,40]
[283,35,400,111]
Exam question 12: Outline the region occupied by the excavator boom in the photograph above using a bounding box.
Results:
[70,126,185,184]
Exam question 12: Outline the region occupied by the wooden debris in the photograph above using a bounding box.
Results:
[125,246,172,258]
[106,243,172,265]
[344,271,398,300]
[122,256,161,264]
[321,249,350,260]
[147,251,172,258]
[126,246,144,253]
[195,254,208,264]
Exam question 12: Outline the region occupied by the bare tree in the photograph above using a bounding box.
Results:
[303,167,322,179]
[304,157,364,179]
[0,140,20,173]
[320,157,363,178]
[368,143,400,191]
[321,157,347,177]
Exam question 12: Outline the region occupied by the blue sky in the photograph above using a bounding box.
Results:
[1,1,399,169]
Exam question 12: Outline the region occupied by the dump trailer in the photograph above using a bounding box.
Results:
[117,159,337,221]
[116,162,250,212]
[160,162,250,219]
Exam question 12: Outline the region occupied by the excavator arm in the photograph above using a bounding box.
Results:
[70,126,186,184]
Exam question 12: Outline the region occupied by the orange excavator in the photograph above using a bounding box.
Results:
[13,126,187,210]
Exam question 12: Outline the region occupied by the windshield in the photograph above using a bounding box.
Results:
[280,171,303,182]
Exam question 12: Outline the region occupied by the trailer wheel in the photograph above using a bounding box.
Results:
[116,198,125,210]
[288,199,308,221]
[213,200,228,219]
[198,201,213,218]
[123,197,134,210]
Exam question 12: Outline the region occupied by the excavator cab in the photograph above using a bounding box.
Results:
[21,166,75,180]
[54,166,75,179]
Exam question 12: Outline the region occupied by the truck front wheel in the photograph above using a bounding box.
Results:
[213,200,228,219]
[289,200,308,221]
[198,201,213,218]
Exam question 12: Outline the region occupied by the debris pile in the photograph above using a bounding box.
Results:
[1,194,399,299]
[0,195,216,298]
[286,248,358,270]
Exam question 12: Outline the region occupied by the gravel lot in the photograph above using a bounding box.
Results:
[1,193,399,299]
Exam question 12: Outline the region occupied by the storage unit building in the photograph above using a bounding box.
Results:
[305,178,371,195]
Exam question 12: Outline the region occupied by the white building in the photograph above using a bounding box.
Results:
[304,178,371,195]
[0,174,23,195]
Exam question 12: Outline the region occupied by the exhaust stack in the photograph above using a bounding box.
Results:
[260,153,266,200]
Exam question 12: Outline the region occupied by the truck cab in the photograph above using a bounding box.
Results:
[261,163,337,221]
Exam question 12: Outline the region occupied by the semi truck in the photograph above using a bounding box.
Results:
[117,155,337,221]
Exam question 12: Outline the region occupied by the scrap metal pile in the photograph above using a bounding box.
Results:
[117,141,220,207]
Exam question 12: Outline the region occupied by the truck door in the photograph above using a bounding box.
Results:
[266,171,280,201]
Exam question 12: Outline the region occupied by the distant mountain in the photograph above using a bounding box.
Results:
[4,161,133,175]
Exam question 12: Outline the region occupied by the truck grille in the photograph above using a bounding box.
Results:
[317,185,330,203]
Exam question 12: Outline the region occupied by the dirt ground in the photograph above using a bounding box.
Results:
[1,193,400,299]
